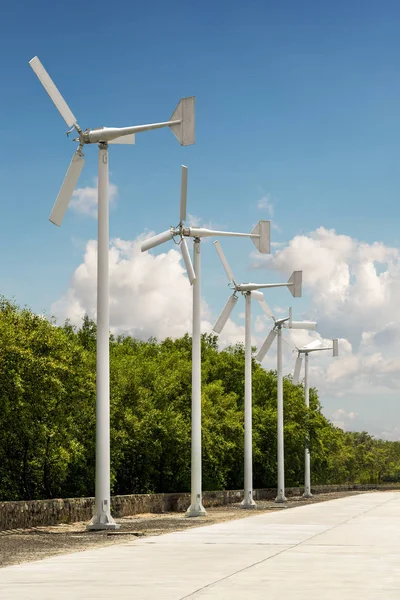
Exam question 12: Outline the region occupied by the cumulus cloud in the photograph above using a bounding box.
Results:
[332,408,358,421]
[331,408,358,431]
[251,226,400,395]
[70,179,118,218]
[380,427,400,442]
[253,227,399,335]
[185,214,221,241]
[254,315,266,333]
[257,194,274,217]
[51,234,246,348]
[52,222,400,439]
[187,213,202,227]
[53,235,192,340]
[257,194,281,232]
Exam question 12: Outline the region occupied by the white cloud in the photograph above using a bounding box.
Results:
[185,214,221,241]
[379,427,400,442]
[52,235,192,340]
[70,179,118,218]
[252,227,399,334]
[52,223,400,438]
[332,408,358,421]
[257,194,274,217]
[331,408,358,431]
[257,194,281,232]
[52,233,246,349]
[254,315,266,333]
[251,226,400,407]
[187,213,202,227]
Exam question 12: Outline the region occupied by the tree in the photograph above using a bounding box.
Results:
[0,297,399,502]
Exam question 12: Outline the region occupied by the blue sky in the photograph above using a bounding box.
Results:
[1,0,400,437]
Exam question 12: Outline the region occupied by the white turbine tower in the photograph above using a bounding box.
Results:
[292,338,339,498]
[29,56,195,530]
[256,308,317,503]
[212,240,302,508]
[141,167,270,516]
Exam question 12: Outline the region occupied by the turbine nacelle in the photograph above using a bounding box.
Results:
[236,282,292,292]
[181,223,270,255]
[275,317,290,327]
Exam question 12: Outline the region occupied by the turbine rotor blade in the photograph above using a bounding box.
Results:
[180,165,188,223]
[29,57,78,128]
[141,230,174,252]
[214,240,235,282]
[250,290,274,318]
[49,150,85,226]
[213,294,238,334]
[292,355,303,385]
[180,237,196,285]
[256,329,277,362]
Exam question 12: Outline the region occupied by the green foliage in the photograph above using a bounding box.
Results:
[0,297,399,501]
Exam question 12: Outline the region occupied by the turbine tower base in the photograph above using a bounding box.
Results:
[87,513,120,531]
[186,500,207,518]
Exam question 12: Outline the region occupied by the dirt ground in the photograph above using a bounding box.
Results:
[0,491,366,568]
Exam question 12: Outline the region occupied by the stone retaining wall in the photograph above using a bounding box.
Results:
[1,483,399,530]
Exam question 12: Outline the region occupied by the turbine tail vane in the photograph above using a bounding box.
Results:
[288,271,302,298]
[250,220,270,254]
[169,97,195,146]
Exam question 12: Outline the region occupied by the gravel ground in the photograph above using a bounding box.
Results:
[0,491,367,568]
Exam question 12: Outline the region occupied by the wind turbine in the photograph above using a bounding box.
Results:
[256,307,317,502]
[212,240,302,508]
[29,56,195,530]
[141,167,270,516]
[292,338,339,498]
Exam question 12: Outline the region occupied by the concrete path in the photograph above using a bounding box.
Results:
[0,491,399,599]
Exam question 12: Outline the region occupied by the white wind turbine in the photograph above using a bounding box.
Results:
[256,307,317,502]
[29,56,195,530]
[292,337,339,498]
[212,240,302,508]
[141,167,270,516]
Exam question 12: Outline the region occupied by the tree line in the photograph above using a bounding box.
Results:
[0,297,399,502]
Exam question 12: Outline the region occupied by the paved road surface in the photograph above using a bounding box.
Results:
[0,491,398,599]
